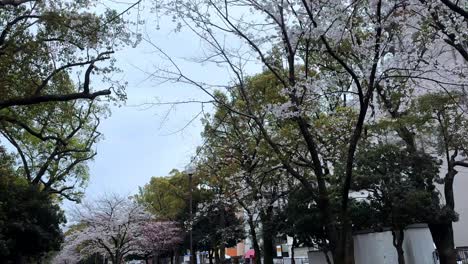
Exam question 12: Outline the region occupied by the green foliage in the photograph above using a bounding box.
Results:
[353,143,440,229]
[1,100,105,201]
[137,171,189,221]
[0,147,66,262]
[282,187,329,249]
[0,0,133,202]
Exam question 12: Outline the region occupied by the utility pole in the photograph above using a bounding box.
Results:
[185,164,196,264]
[189,171,194,264]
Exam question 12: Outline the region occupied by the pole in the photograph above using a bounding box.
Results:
[189,172,194,264]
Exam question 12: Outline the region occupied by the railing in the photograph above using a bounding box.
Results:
[273,257,309,264]
[457,247,468,264]
[432,248,468,264]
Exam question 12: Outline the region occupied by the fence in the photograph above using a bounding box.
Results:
[431,248,468,264]
[457,247,468,264]
[273,257,309,264]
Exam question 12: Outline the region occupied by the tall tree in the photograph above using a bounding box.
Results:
[0,0,136,202]
[1,101,104,201]
[156,1,468,262]
[0,0,129,109]
[54,195,152,264]
[354,143,440,264]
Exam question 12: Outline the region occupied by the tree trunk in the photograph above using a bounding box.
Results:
[220,245,226,264]
[429,223,457,264]
[215,246,221,264]
[428,161,457,264]
[262,222,274,264]
[345,225,355,264]
[291,237,296,264]
[324,250,332,264]
[219,203,226,264]
[194,246,198,264]
[330,223,354,264]
[247,214,262,264]
[261,207,276,264]
[392,228,405,264]
[174,249,179,264]
[171,250,175,264]
[209,249,214,264]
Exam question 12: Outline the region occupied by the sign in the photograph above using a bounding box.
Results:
[276,245,282,257]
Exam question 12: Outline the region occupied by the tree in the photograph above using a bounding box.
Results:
[155,1,468,263]
[353,143,440,264]
[137,171,190,221]
[1,101,104,201]
[138,221,184,264]
[0,146,66,263]
[0,0,130,109]
[54,195,152,264]
[197,90,295,264]
[411,92,468,264]
[419,0,468,62]
[0,0,136,202]
[282,187,334,264]
[137,170,213,263]
[193,200,245,264]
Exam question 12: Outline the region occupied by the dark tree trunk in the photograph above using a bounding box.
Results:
[261,206,276,264]
[392,228,405,264]
[331,223,354,264]
[220,245,226,263]
[215,246,221,264]
[171,250,175,264]
[291,237,296,264]
[194,246,198,264]
[247,214,262,264]
[429,223,457,264]
[262,232,274,264]
[219,203,226,263]
[324,250,332,264]
[209,249,214,264]
[345,225,355,264]
[427,161,457,264]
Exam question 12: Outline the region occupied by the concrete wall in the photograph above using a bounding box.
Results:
[454,173,468,247]
[307,251,332,264]
[354,225,435,264]
[307,225,435,264]
[403,226,436,264]
[354,231,396,264]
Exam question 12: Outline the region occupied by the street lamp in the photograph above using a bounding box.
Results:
[184,164,196,264]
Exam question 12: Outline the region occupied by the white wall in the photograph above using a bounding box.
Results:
[403,227,435,264]
[308,225,435,264]
[354,225,435,264]
[454,173,468,247]
[354,231,397,264]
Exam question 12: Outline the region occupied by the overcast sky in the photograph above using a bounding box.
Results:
[72,0,258,205]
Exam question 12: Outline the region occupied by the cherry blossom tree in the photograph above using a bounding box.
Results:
[53,195,153,264]
[138,221,183,264]
[148,0,468,263]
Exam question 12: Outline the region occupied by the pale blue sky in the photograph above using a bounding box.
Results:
[76,1,250,204]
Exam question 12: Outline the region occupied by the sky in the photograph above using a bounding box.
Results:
[71,0,253,205]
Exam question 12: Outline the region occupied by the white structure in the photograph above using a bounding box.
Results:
[453,174,468,248]
[307,224,435,264]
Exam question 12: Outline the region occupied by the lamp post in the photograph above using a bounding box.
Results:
[185,164,196,264]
